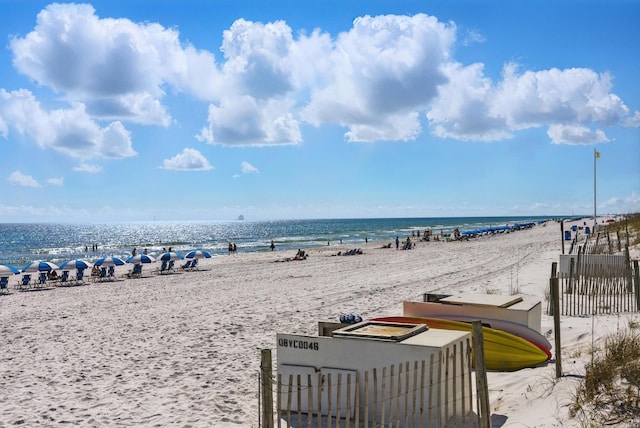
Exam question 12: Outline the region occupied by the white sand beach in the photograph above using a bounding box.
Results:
[1,220,638,427]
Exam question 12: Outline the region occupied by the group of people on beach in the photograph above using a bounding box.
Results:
[131,247,152,256]
[83,243,99,252]
[395,236,416,250]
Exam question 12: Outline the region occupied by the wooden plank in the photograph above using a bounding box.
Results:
[439,293,523,308]
[296,374,302,428]
[332,321,427,341]
[472,321,491,428]
[307,374,313,428]
[261,349,274,428]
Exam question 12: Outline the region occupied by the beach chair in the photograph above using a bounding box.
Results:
[108,266,115,280]
[59,271,70,285]
[37,272,48,288]
[75,268,86,284]
[19,274,32,290]
[168,260,175,273]
[190,259,199,270]
[99,267,107,281]
[130,264,142,278]
[0,276,9,294]
[180,260,192,270]
[159,260,168,274]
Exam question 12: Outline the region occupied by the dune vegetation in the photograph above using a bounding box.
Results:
[569,212,640,427]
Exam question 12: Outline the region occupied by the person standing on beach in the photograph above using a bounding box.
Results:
[270,240,275,251]
[395,236,400,250]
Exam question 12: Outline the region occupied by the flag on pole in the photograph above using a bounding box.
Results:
[595,150,601,158]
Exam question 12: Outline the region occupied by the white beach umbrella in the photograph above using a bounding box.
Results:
[125,254,156,264]
[21,261,59,273]
[184,250,212,259]
[158,252,184,262]
[94,256,126,267]
[59,259,91,271]
[0,264,21,275]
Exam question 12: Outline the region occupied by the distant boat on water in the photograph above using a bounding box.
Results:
[237,214,245,220]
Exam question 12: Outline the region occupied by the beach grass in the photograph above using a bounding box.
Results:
[606,212,640,247]
[569,321,640,427]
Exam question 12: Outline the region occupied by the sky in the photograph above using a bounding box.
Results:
[0,0,638,223]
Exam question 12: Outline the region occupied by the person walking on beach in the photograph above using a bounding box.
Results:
[270,240,275,251]
[395,236,400,250]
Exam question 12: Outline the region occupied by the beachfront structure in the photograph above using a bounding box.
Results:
[276,321,473,427]
[406,293,543,333]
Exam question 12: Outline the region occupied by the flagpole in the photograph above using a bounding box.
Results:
[593,148,597,228]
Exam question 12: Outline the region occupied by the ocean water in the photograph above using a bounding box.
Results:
[0,216,555,267]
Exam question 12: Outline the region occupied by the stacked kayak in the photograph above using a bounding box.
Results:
[372,315,550,371]
[417,314,552,355]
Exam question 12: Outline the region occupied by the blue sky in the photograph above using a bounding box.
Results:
[0,0,638,222]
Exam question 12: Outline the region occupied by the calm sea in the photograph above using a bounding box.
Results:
[0,216,555,267]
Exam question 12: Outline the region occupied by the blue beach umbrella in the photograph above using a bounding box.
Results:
[0,264,21,275]
[21,261,59,273]
[158,251,184,262]
[59,259,91,271]
[94,256,126,267]
[184,250,212,259]
[125,254,156,264]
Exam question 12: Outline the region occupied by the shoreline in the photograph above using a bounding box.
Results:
[1,219,638,426]
[0,215,562,267]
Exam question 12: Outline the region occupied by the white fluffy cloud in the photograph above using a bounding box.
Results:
[46,177,64,186]
[233,161,260,178]
[197,19,303,146]
[301,14,455,142]
[0,89,137,160]
[9,3,219,125]
[428,63,634,142]
[547,124,609,145]
[161,148,213,170]
[601,191,640,214]
[4,4,639,155]
[241,161,259,174]
[197,96,301,146]
[8,171,40,187]
[427,62,511,141]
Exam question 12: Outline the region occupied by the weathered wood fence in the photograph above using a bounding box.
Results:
[261,338,482,428]
[550,257,640,316]
[566,226,630,256]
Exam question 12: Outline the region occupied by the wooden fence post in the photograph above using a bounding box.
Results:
[561,221,565,255]
[549,262,558,315]
[472,321,491,428]
[550,277,562,378]
[634,260,640,311]
[261,349,274,428]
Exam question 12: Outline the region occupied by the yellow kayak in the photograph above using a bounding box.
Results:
[372,316,550,371]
